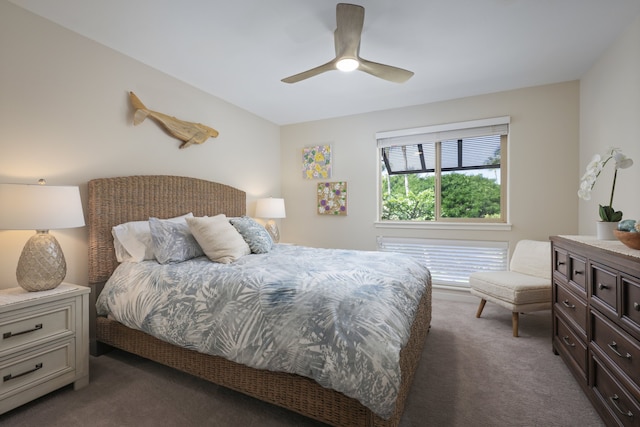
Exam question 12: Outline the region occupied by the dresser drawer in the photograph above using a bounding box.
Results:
[554,247,568,279]
[0,339,75,399]
[591,354,640,427]
[554,313,587,379]
[554,281,587,335]
[0,302,74,356]
[592,310,640,396]
[569,255,587,292]
[622,275,640,337]
[591,262,618,313]
[551,237,640,427]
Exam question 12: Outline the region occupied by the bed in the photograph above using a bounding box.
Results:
[88,175,432,427]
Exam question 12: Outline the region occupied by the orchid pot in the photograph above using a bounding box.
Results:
[578,147,633,239]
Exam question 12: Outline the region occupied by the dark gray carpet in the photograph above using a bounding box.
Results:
[0,297,604,426]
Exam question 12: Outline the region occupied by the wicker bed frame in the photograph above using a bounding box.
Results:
[87,175,432,427]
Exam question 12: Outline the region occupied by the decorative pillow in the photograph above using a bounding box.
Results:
[149,217,203,264]
[112,213,193,262]
[229,216,273,254]
[186,215,250,264]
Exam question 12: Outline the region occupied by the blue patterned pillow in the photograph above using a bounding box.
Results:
[229,216,273,254]
[149,217,204,264]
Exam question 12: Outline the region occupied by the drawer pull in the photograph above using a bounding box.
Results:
[3,323,43,339]
[3,363,43,382]
[562,300,576,309]
[573,270,583,276]
[634,302,640,311]
[557,261,566,266]
[597,283,609,290]
[609,394,634,418]
[608,342,632,360]
[562,336,575,347]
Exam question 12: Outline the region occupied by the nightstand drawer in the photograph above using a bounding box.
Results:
[0,284,89,415]
[0,339,75,399]
[0,303,73,355]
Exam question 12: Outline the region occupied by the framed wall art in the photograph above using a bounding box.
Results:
[302,145,331,179]
[317,181,347,215]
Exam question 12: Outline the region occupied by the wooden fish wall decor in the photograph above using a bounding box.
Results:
[129,91,219,149]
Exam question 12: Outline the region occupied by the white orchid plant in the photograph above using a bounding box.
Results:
[578,147,634,222]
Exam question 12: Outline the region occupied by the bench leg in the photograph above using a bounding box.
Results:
[476,299,487,318]
[512,312,519,337]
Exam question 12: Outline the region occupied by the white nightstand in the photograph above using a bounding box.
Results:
[0,283,90,414]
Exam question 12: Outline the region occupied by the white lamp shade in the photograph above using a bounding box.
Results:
[0,184,85,230]
[255,198,286,219]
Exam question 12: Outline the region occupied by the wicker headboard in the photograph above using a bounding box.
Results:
[88,175,246,284]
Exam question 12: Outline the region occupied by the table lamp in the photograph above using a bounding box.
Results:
[255,198,286,243]
[0,181,85,291]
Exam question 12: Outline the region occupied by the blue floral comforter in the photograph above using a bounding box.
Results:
[96,244,430,418]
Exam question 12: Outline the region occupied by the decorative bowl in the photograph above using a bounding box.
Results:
[613,230,640,250]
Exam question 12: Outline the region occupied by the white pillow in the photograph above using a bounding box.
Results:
[112,213,193,262]
[186,215,250,264]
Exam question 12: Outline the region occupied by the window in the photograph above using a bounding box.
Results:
[377,117,509,223]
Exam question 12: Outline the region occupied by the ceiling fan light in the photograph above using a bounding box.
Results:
[336,58,359,72]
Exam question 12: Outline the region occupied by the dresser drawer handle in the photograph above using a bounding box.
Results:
[562,300,576,309]
[2,323,43,339]
[573,270,583,276]
[609,394,634,418]
[634,302,640,311]
[3,363,43,382]
[562,336,575,347]
[597,283,609,290]
[557,261,566,266]
[608,342,632,360]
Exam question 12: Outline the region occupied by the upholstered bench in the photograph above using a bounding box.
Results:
[469,240,551,337]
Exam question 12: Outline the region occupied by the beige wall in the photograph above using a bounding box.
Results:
[579,14,640,234]
[3,1,636,292]
[0,2,281,289]
[281,81,580,252]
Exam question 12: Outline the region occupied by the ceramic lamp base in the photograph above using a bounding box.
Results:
[16,231,66,292]
[265,220,280,243]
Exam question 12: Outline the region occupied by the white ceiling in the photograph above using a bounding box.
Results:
[9,0,640,125]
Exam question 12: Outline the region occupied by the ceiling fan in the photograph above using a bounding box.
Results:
[281,3,414,84]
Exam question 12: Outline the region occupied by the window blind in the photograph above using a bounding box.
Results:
[376,116,510,149]
[377,237,508,289]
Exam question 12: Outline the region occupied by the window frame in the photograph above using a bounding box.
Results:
[376,117,510,225]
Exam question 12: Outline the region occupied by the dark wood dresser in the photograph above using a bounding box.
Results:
[551,235,640,427]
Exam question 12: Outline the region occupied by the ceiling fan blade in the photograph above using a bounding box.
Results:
[281,60,336,84]
[358,58,414,83]
[334,3,364,58]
